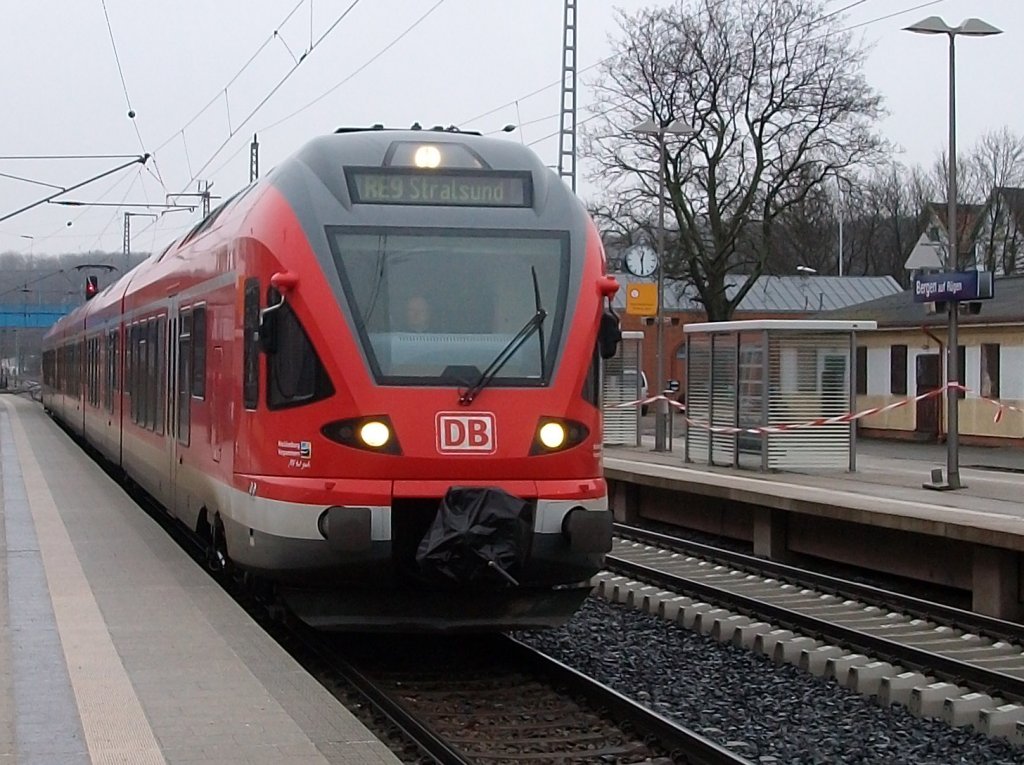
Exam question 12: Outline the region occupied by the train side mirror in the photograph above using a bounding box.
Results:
[258,297,284,354]
[598,311,621,360]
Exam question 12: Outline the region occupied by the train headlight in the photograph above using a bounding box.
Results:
[359,421,391,448]
[538,422,566,449]
[413,145,442,168]
[530,418,589,455]
[322,415,402,455]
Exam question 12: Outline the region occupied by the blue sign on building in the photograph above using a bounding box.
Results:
[912,271,994,303]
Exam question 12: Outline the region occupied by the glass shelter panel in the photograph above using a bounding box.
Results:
[684,335,711,462]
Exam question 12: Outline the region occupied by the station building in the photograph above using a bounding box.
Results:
[822,273,1024,446]
[611,273,901,393]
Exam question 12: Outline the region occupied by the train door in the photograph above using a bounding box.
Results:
[915,354,940,438]
[166,303,184,517]
[210,346,222,463]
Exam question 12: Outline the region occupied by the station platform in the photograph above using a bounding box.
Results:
[604,432,1024,618]
[0,395,400,765]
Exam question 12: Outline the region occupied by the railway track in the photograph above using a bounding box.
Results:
[295,630,753,764]
[116,471,751,763]
[605,523,1024,737]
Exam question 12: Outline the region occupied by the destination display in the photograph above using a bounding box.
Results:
[912,270,995,303]
[347,169,532,208]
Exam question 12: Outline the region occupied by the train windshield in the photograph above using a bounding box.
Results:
[329,229,569,386]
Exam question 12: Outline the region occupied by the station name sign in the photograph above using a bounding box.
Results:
[912,271,994,303]
[347,168,532,208]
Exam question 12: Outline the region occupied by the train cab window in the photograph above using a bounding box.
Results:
[329,228,569,386]
[243,278,260,409]
[266,293,334,409]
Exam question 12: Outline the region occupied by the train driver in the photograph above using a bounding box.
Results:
[404,294,432,333]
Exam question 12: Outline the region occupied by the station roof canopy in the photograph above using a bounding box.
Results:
[684,319,877,334]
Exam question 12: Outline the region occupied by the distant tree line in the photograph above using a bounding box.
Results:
[0,250,147,381]
[0,250,147,309]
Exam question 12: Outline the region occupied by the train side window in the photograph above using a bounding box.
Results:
[243,278,260,409]
[135,326,146,425]
[178,311,192,444]
[155,316,165,436]
[105,331,114,412]
[94,337,101,407]
[266,294,334,410]
[147,319,156,430]
[192,306,206,399]
[127,326,135,422]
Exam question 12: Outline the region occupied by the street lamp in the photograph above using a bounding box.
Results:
[904,16,1002,491]
[632,118,695,452]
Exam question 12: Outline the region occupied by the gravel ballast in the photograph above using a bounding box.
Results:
[519,598,1024,764]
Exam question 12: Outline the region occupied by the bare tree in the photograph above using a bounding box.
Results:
[583,0,885,320]
[968,128,1024,273]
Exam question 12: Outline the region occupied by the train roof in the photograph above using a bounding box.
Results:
[285,128,551,176]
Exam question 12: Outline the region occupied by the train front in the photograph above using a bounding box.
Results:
[238,129,617,630]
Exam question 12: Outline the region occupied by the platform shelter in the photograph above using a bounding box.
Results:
[602,330,644,447]
[684,320,876,471]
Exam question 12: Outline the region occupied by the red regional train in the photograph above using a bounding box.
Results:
[41,126,621,631]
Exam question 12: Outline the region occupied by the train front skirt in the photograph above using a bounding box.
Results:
[280,486,597,631]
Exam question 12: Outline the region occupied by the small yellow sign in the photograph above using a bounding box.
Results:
[626,283,658,316]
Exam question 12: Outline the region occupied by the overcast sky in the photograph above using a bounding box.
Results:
[1,0,1019,259]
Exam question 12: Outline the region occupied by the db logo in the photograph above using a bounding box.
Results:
[436,412,496,454]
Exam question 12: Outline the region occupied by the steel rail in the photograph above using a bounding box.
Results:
[605,550,1024,702]
[614,523,1024,643]
[501,635,755,765]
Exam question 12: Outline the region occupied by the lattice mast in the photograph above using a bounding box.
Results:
[557,0,577,191]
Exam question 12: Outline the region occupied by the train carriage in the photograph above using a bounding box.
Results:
[42,127,620,630]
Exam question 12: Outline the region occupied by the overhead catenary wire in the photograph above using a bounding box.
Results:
[151,0,309,155]
[180,0,366,191]
[258,0,449,134]
[0,172,65,191]
[0,155,148,225]
[99,0,165,192]
[206,0,450,182]
[521,0,943,153]
[0,154,141,161]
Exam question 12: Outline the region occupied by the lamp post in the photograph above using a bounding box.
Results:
[632,118,694,452]
[905,16,1001,491]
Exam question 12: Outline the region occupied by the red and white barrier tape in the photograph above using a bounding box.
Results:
[614,394,687,412]
[615,382,1022,435]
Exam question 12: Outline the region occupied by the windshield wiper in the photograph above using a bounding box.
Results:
[459,268,547,406]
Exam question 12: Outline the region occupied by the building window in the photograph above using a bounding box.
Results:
[855,346,867,395]
[890,345,907,395]
[981,343,1000,399]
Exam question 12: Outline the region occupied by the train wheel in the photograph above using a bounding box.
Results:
[206,516,229,574]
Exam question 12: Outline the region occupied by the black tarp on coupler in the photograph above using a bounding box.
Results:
[415,487,532,587]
